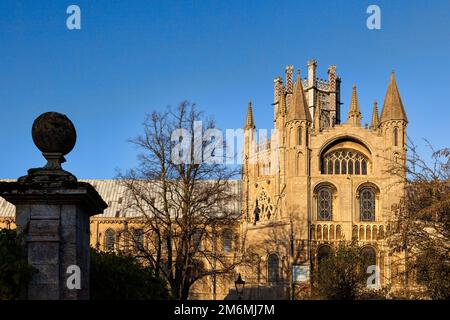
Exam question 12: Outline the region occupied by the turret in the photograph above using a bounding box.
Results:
[287,70,312,123]
[273,77,283,117]
[285,70,312,178]
[380,71,408,124]
[244,101,255,130]
[285,66,294,112]
[347,84,362,126]
[370,100,380,130]
[379,71,408,166]
[327,65,339,125]
[243,101,256,176]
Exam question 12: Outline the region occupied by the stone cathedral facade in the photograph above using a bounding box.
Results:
[0,60,408,300]
[238,60,408,299]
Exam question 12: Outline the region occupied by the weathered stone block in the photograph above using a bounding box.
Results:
[28,242,59,265]
[30,204,60,219]
[29,219,60,235]
[29,263,59,284]
[60,205,77,226]
[15,205,30,231]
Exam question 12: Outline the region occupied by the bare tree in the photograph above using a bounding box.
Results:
[118,102,243,300]
[387,140,450,299]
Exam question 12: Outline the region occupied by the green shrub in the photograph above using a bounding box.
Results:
[0,228,35,300]
[90,249,169,300]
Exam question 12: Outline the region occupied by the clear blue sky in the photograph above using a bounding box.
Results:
[0,0,449,179]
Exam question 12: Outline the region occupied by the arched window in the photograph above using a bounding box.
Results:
[317,187,333,221]
[267,253,279,283]
[297,127,302,145]
[361,246,377,273]
[222,229,233,253]
[321,149,369,175]
[105,229,115,251]
[360,187,375,221]
[393,127,398,146]
[132,228,144,250]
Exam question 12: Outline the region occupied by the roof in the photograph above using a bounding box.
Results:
[287,71,312,122]
[0,179,242,219]
[380,72,408,123]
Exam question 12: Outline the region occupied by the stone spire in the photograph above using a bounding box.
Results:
[380,71,408,124]
[244,101,255,129]
[287,70,312,122]
[347,84,362,126]
[314,92,321,132]
[370,100,380,129]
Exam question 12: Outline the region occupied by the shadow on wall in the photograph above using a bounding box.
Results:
[224,284,289,300]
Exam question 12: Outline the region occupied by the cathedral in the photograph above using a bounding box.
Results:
[238,59,407,299]
[0,60,408,300]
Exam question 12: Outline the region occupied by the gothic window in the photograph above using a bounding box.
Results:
[132,228,144,250]
[222,229,233,253]
[321,149,369,175]
[393,127,398,146]
[267,253,279,283]
[317,187,333,221]
[297,127,302,145]
[105,229,115,252]
[360,188,375,221]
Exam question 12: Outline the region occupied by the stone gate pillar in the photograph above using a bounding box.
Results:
[0,112,107,300]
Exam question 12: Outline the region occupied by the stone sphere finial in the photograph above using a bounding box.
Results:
[32,112,77,169]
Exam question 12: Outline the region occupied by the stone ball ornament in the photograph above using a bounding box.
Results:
[31,112,77,169]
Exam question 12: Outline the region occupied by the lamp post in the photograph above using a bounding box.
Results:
[235,273,245,300]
